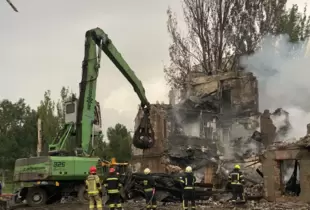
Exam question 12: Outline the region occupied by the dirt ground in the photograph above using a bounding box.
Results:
[9,200,310,210]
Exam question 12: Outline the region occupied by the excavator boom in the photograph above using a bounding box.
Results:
[88,28,150,107]
[77,28,155,153]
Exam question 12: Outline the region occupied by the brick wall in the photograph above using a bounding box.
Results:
[262,155,278,201]
[262,148,310,202]
[131,104,168,173]
[299,159,310,202]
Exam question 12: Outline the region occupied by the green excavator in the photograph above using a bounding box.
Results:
[12,28,155,207]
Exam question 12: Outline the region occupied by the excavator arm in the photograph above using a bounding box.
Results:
[89,29,150,108]
[76,27,155,154]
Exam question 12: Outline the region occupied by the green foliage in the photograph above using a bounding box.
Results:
[0,99,37,169]
[0,87,76,168]
[101,123,132,162]
[277,4,310,42]
[37,87,73,144]
[37,90,60,145]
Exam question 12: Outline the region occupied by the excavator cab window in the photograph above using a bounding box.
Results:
[66,103,75,114]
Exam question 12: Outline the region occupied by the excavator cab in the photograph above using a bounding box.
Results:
[48,97,103,156]
[64,97,102,130]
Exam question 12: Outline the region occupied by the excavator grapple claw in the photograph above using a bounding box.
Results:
[133,106,155,149]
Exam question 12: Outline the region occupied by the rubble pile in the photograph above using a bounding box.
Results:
[289,132,310,147]
[166,135,218,165]
[10,199,310,210]
[120,169,264,203]
[246,200,310,210]
[121,172,215,202]
[268,130,310,149]
[131,70,310,207]
[245,183,264,197]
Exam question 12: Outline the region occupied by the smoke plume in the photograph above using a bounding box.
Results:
[241,34,310,141]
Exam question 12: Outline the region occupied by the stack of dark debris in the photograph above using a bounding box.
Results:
[121,172,218,203]
[160,131,265,194]
[120,166,264,204]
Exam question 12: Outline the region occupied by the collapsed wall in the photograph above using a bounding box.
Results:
[130,69,310,202]
[131,70,264,187]
[131,70,296,192]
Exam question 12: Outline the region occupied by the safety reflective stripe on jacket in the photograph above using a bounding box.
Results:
[104,175,122,194]
[143,176,155,192]
[229,172,243,184]
[180,173,196,190]
[86,174,101,195]
[143,180,153,192]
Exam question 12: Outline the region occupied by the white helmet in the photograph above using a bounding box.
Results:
[144,168,151,175]
[185,166,192,173]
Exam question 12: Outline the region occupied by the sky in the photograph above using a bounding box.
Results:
[0,0,308,135]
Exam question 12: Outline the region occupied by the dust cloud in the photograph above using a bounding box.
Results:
[183,121,200,137]
[241,34,310,141]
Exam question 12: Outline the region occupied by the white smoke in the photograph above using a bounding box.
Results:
[241,34,310,141]
[183,121,200,137]
[223,122,261,159]
[282,160,300,183]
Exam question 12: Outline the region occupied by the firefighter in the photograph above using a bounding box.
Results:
[85,166,103,210]
[104,168,122,210]
[179,166,196,210]
[143,168,157,210]
[228,164,245,202]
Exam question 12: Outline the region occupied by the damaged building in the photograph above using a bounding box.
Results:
[261,125,310,203]
[131,70,264,187]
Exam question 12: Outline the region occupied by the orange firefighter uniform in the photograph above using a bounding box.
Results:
[85,166,103,210]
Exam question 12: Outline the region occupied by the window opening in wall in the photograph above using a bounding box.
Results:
[280,160,300,196]
[221,90,231,114]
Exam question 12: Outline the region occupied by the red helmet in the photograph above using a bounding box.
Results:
[89,166,97,174]
[109,168,115,173]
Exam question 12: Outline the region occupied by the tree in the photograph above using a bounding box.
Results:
[0,99,37,169]
[37,90,60,145]
[164,0,288,90]
[277,4,310,42]
[37,87,76,153]
[103,124,132,162]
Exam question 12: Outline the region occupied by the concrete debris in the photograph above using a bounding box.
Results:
[131,70,310,207]
[9,199,310,210]
[165,164,182,174]
[245,183,264,197]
